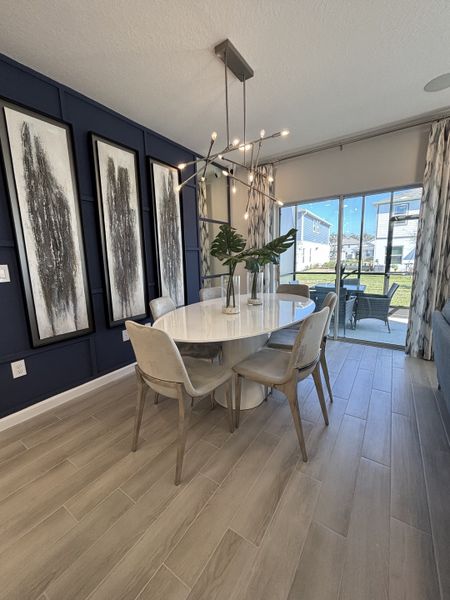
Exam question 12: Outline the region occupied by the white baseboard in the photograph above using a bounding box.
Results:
[0,363,136,432]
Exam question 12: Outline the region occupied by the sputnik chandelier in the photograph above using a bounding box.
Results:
[175,39,290,217]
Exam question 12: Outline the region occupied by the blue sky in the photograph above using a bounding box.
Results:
[298,188,421,238]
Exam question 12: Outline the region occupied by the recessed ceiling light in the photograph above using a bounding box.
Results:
[424,72,450,92]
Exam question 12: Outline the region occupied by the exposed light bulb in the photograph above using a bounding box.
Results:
[232,185,237,194]
[218,154,223,160]
[276,200,284,206]
[175,184,182,192]
[211,131,218,141]
[178,163,186,170]
[260,129,266,138]
[200,176,205,182]
[222,170,229,177]
[232,138,240,146]
[239,143,252,152]
[281,129,290,136]
[244,211,249,220]
[268,175,274,183]
[248,172,254,183]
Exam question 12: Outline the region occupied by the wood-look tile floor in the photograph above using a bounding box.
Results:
[0,340,449,600]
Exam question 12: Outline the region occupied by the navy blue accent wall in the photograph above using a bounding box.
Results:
[0,53,201,418]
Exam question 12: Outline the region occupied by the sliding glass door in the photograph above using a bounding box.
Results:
[280,186,421,347]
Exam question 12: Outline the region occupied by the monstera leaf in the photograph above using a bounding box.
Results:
[210,224,246,270]
[248,228,297,270]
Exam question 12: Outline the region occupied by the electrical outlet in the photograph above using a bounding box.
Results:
[11,359,27,379]
[0,265,10,283]
[122,329,129,342]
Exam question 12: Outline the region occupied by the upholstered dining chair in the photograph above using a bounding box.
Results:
[126,321,234,484]
[267,292,337,402]
[150,296,221,362]
[276,283,310,298]
[199,286,222,301]
[233,307,330,462]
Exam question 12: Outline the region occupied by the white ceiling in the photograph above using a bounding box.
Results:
[1,0,450,159]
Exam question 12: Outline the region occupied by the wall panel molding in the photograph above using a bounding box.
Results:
[0,52,201,418]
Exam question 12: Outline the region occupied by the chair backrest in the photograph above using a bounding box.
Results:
[199,287,222,301]
[149,296,176,321]
[126,321,190,388]
[387,283,399,299]
[288,307,329,373]
[277,283,310,298]
[321,292,337,337]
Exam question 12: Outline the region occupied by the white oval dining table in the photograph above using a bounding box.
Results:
[153,292,315,409]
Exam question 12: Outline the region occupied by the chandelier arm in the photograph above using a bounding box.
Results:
[200,137,216,181]
[228,173,283,205]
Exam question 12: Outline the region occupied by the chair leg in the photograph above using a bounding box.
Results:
[312,365,329,426]
[283,379,308,462]
[320,351,333,403]
[235,374,242,429]
[154,392,160,405]
[387,319,391,333]
[225,379,234,433]
[175,385,192,485]
[131,369,146,452]
[210,391,215,409]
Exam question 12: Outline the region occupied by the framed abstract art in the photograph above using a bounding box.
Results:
[92,134,147,326]
[0,100,93,347]
[149,158,185,307]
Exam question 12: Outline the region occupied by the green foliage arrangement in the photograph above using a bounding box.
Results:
[210,224,296,307]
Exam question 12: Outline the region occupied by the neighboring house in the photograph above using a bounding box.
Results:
[296,209,331,270]
[373,195,420,271]
[341,236,374,262]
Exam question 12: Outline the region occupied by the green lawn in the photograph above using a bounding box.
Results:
[292,272,412,308]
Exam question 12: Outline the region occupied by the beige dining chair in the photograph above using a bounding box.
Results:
[150,296,221,362]
[276,283,310,298]
[267,292,337,402]
[126,321,234,484]
[199,286,222,301]
[233,307,330,462]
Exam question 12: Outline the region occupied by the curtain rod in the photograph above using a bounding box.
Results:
[268,108,450,165]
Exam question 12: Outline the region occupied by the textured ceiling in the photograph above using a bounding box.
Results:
[1,0,450,159]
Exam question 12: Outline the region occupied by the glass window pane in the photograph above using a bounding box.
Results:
[363,191,391,273]
[198,162,229,222]
[342,196,363,276]
[295,198,339,273]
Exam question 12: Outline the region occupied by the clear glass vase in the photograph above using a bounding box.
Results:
[221,274,240,314]
[247,271,263,305]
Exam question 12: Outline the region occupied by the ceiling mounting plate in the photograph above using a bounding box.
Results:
[214,39,254,82]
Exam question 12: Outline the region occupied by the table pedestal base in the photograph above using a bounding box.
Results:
[215,333,269,410]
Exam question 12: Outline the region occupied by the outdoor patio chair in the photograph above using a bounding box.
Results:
[353,283,399,332]
[312,286,356,335]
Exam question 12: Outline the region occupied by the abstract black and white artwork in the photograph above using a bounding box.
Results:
[150,159,185,307]
[92,136,146,326]
[0,102,93,347]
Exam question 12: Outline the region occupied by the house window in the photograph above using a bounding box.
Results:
[393,203,408,215]
[312,220,320,233]
[391,246,403,265]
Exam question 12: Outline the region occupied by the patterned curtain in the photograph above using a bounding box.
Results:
[247,164,275,292]
[406,118,450,359]
[198,178,211,286]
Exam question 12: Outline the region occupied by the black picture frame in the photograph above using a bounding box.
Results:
[91,133,147,326]
[0,99,94,347]
[148,157,186,307]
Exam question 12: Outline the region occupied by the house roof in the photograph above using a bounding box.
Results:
[297,208,332,228]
